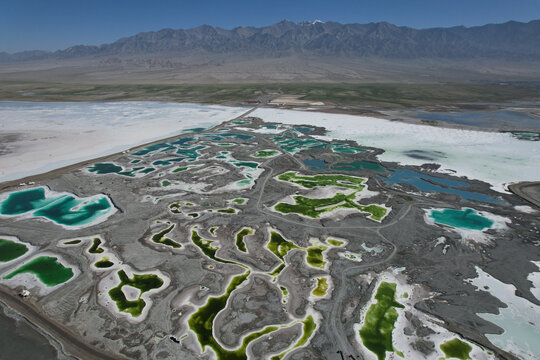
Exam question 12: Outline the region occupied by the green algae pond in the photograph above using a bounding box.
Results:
[267,231,300,263]
[428,208,495,231]
[359,282,404,360]
[4,256,74,287]
[252,149,280,158]
[278,171,366,191]
[63,239,82,245]
[151,224,181,248]
[312,278,328,297]
[440,338,472,359]
[271,316,317,360]
[0,187,115,228]
[327,238,344,247]
[0,238,29,263]
[188,271,254,360]
[88,237,105,254]
[305,244,327,269]
[94,257,114,269]
[235,228,254,252]
[108,270,164,317]
[275,193,387,221]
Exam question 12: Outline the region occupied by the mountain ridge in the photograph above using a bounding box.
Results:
[2,19,540,63]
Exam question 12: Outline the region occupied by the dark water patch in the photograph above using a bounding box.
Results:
[183,127,207,133]
[415,110,540,130]
[199,133,253,141]
[0,305,59,360]
[295,126,314,133]
[384,169,499,203]
[88,163,123,174]
[331,161,386,174]
[403,150,447,161]
[303,159,328,171]
[0,238,28,263]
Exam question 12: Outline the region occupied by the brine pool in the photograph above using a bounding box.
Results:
[0,187,116,228]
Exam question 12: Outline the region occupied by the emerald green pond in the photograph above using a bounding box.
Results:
[359,282,404,360]
[0,187,115,228]
[4,256,74,287]
[108,270,164,317]
[440,338,472,359]
[428,208,495,231]
[0,238,28,263]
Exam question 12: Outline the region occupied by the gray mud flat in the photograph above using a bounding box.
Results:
[0,114,538,360]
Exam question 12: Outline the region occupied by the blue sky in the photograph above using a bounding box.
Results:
[1,0,539,52]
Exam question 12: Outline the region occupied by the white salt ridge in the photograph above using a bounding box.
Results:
[514,205,538,214]
[466,266,540,360]
[252,108,540,193]
[0,101,246,182]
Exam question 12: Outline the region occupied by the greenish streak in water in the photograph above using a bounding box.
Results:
[191,230,236,265]
[4,256,74,287]
[63,239,81,245]
[440,338,472,359]
[359,282,404,360]
[0,238,28,263]
[429,208,494,231]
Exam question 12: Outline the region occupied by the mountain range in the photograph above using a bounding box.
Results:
[2,19,540,62]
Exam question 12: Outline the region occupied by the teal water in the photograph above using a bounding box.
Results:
[331,144,367,154]
[428,208,494,230]
[0,187,115,227]
[303,159,327,171]
[87,163,123,174]
[331,161,386,173]
[384,169,499,203]
[295,126,314,133]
